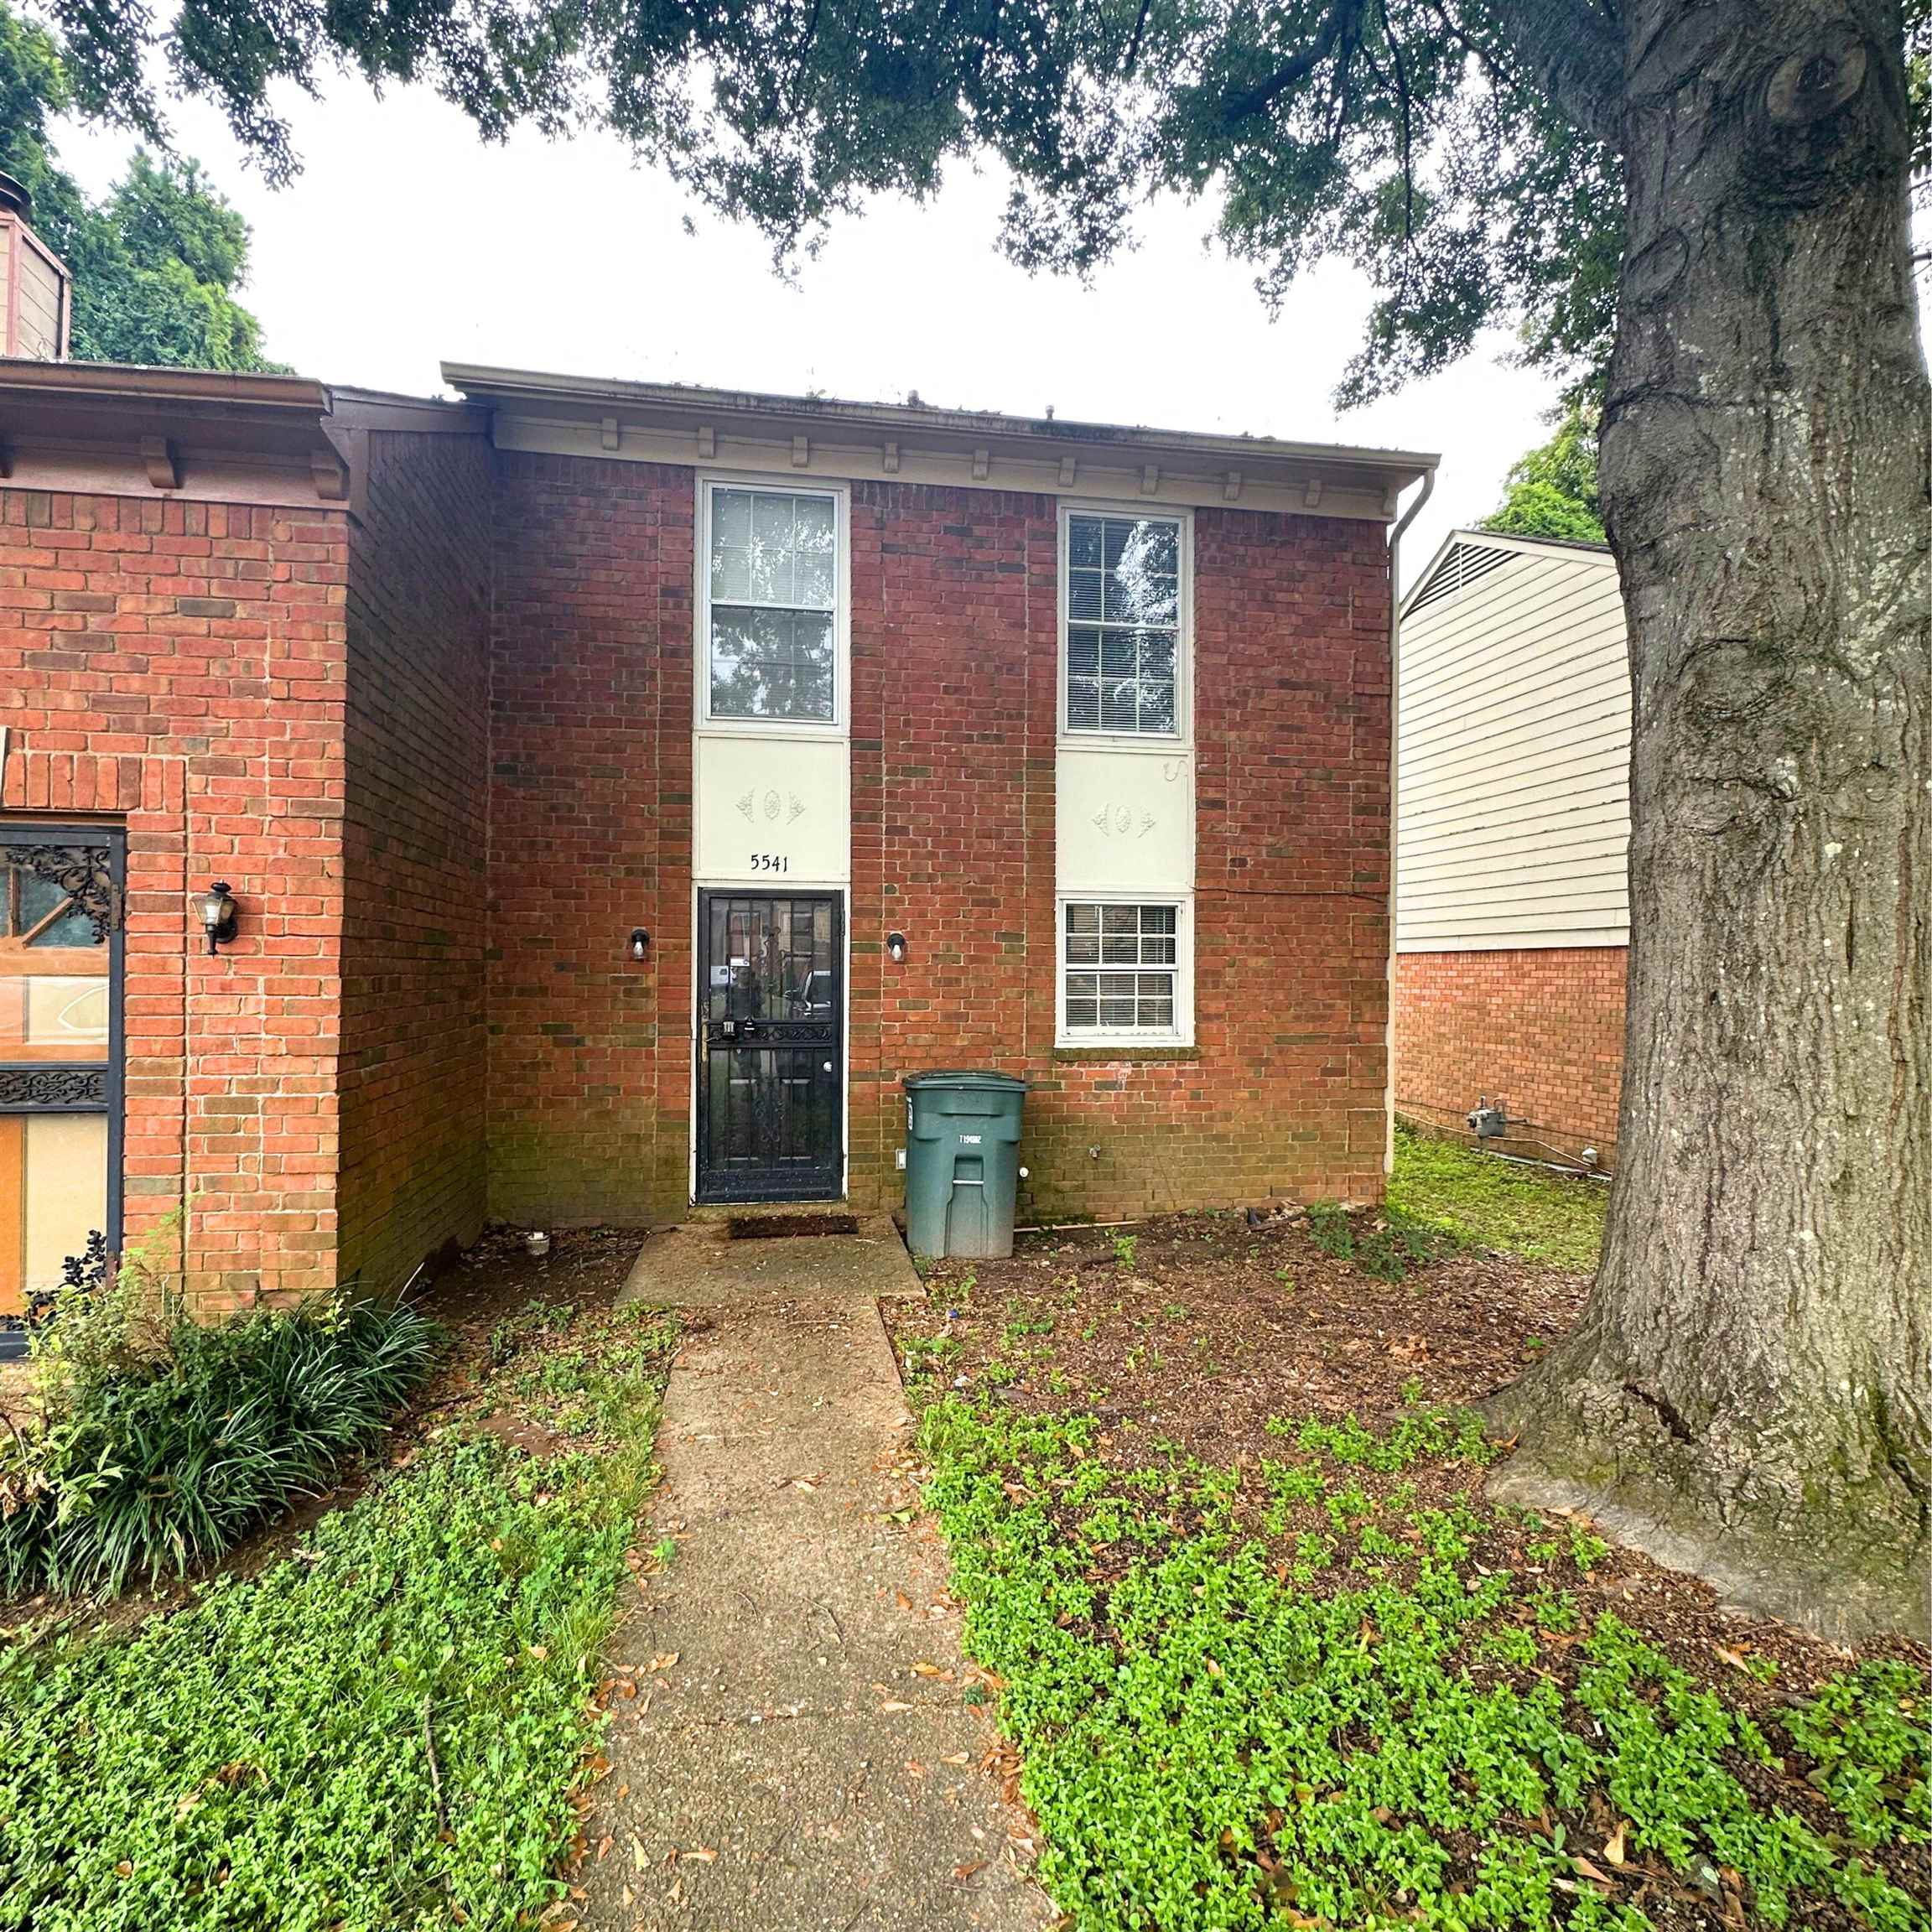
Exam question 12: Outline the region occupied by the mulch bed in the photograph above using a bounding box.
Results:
[880,1203,1929,1697]
[884,1209,1932,1930]
[889,1208,1587,1452]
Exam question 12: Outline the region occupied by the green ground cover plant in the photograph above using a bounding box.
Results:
[1389,1124,1608,1272]
[0,1297,678,1932]
[919,1393,1929,1932]
[0,1292,439,1597]
[1304,1197,1461,1283]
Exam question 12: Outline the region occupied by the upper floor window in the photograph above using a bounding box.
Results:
[1062,510,1187,738]
[704,485,841,725]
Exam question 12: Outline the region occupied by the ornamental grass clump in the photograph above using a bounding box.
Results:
[0,1290,439,1599]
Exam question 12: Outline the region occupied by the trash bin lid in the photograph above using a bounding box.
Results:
[903,1069,1028,1092]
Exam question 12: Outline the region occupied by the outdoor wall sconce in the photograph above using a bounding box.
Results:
[630,927,650,961]
[198,880,238,954]
[887,930,907,964]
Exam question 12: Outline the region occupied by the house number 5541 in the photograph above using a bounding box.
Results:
[750,853,790,873]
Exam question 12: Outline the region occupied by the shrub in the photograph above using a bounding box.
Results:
[1303,1197,1459,1281]
[0,1295,439,1599]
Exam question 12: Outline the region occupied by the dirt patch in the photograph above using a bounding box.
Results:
[889,1210,1587,1454]
[726,1211,862,1240]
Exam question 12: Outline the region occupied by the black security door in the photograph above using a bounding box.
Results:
[696,893,843,1202]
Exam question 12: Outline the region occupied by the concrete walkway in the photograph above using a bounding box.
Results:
[574,1219,1052,1932]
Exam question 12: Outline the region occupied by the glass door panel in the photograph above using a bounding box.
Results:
[0,828,122,1334]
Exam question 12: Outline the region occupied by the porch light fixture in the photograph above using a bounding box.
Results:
[198,880,237,954]
[630,927,650,961]
[886,930,907,964]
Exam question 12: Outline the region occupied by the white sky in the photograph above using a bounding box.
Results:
[51,77,1562,584]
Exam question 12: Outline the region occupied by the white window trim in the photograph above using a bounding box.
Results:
[1057,501,1193,750]
[695,474,852,740]
[1055,895,1195,1049]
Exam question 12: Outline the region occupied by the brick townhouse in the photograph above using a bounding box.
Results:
[1,331,1434,1317]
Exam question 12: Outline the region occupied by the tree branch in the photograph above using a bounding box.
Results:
[1375,0,1416,243]
[1219,0,1361,122]
[1492,0,1625,147]
[1420,0,1518,93]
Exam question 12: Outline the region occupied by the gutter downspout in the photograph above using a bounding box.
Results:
[1385,467,1436,1178]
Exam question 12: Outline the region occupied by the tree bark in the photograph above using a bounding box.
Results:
[1488,0,1932,1642]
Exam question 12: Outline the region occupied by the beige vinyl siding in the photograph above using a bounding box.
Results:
[0,233,11,344]
[1398,535,1629,952]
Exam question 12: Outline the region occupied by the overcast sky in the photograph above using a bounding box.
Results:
[53,79,1562,583]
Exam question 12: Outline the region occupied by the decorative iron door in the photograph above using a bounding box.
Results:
[1,824,124,1353]
[696,892,843,1203]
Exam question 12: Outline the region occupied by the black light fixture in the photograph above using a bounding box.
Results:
[886,930,907,964]
[198,880,237,954]
[630,927,650,961]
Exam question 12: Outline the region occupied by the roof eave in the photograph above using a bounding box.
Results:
[441,361,1438,511]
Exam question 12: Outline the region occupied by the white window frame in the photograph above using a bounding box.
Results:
[1055,895,1194,1048]
[1057,501,1192,748]
[695,475,851,739]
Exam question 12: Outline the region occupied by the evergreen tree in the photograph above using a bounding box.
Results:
[0,3,279,371]
[1482,403,1605,544]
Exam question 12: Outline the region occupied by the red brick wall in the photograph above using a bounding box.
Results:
[485,453,692,1226]
[854,490,1393,1219]
[849,483,1050,1208]
[484,466,1393,1225]
[337,429,494,1291]
[1021,506,1392,1215]
[1394,947,1627,1162]
[0,489,351,1309]
[6,460,1400,1280]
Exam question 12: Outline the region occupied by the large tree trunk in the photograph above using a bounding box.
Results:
[1488,0,1932,1641]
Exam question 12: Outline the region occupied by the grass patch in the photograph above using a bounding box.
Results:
[1389,1122,1607,1271]
[920,1394,1928,1932]
[0,1298,678,1932]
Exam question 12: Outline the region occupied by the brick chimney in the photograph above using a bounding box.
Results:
[0,172,71,361]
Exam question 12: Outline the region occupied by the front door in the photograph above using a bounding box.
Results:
[696,892,843,1203]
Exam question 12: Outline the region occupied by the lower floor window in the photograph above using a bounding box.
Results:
[1061,901,1187,1041]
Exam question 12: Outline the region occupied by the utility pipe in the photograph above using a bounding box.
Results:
[1384,464,1438,1178]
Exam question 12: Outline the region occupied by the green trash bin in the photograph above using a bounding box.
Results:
[903,1071,1027,1259]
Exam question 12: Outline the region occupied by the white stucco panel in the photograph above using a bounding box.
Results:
[694,733,851,885]
[1057,746,1194,895]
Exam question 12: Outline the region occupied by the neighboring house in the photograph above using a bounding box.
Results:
[1394,528,1630,1165]
[0,235,1433,1316]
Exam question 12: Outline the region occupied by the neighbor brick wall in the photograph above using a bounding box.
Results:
[1394,946,1627,1163]
[336,428,494,1292]
[0,488,351,1309]
[485,453,692,1226]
